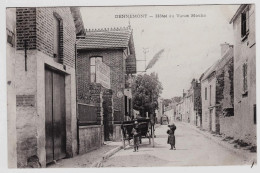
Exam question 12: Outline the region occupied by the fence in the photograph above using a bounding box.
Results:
[78,103,99,125]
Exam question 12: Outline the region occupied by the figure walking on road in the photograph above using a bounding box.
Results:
[132,121,140,152]
[167,123,176,150]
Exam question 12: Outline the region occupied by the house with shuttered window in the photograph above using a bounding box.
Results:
[230,4,256,145]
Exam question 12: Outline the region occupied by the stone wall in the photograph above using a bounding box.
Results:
[218,52,234,136]
[6,8,18,168]
[15,50,38,168]
[78,125,102,154]
[15,50,77,167]
[113,124,122,141]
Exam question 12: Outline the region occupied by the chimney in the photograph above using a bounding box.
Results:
[220,42,230,56]
[183,89,186,98]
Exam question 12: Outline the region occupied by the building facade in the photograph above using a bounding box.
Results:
[230,4,256,145]
[76,27,136,151]
[201,43,234,134]
[7,7,83,168]
[164,104,174,124]
[6,7,18,168]
[176,99,184,121]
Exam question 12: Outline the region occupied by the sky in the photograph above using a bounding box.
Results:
[80,5,239,99]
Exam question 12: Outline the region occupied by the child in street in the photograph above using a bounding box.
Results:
[132,121,139,152]
[167,123,176,150]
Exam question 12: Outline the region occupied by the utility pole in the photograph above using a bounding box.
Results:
[136,47,149,73]
[143,48,149,70]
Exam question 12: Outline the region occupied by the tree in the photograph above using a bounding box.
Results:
[132,72,163,117]
[163,99,172,107]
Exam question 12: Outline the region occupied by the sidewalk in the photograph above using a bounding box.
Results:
[47,141,123,168]
[48,124,161,168]
[183,122,257,164]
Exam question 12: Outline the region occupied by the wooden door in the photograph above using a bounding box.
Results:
[209,110,212,131]
[45,67,66,164]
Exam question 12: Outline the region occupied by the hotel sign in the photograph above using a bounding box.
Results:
[126,55,136,74]
[96,60,111,89]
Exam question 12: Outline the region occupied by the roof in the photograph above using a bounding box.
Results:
[201,46,233,81]
[229,5,248,24]
[200,59,220,81]
[70,7,86,36]
[76,27,133,50]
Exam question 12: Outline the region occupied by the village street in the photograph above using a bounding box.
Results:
[5,5,257,169]
[102,122,251,167]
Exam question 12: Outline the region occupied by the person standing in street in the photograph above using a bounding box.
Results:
[132,121,140,152]
[167,123,176,150]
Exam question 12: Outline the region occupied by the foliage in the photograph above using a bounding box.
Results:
[163,99,172,107]
[132,72,163,117]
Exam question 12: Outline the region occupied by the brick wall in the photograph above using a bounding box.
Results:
[77,49,125,115]
[16,7,76,68]
[16,8,36,50]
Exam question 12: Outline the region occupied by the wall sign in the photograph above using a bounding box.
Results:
[126,54,136,74]
[16,95,35,107]
[96,60,111,89]
[117,91,123,98]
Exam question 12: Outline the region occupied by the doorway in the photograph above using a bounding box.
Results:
[45,67,66,164]
[209,109,213,131]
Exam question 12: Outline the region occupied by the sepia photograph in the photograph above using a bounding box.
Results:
[2,0,258,170]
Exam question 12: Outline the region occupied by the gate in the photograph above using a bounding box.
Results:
[45,67,66,164]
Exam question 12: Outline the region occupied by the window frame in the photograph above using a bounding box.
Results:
[53,15,61,59]
[205,87,207,101]
[241,6,250,41]
[90,56,103,83]
[242,62,248,96]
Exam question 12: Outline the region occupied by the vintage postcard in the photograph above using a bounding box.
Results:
[3,0,258,170]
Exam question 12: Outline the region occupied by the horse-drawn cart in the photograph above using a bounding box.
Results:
[121,118,151,149]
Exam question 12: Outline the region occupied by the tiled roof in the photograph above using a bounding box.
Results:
[76,28,132,49]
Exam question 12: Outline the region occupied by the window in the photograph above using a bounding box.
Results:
[53,16,60,60]
[6,28,15,47]
[205,87,207,100]
[241,7,249,39]
[242,62,248,94]
[90,57,102,83]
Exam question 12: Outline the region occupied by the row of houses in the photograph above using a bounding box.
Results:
[174,4,256,146]
[6,7,137,168]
